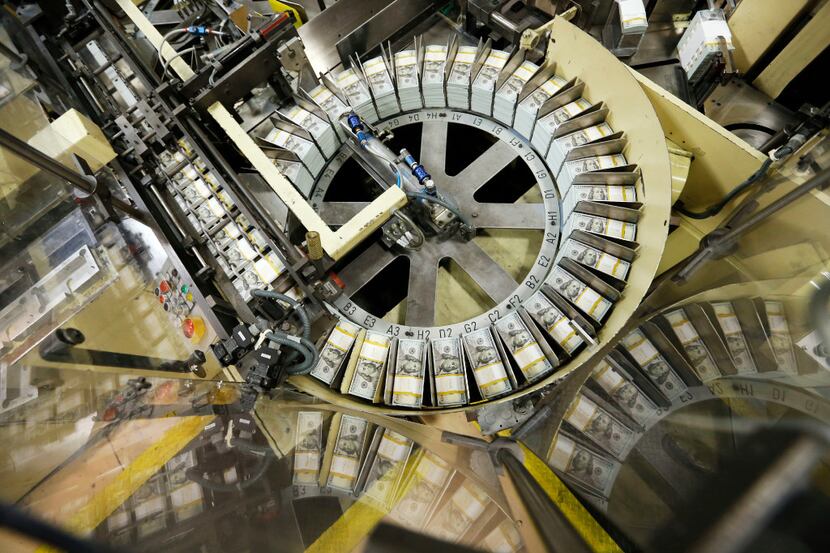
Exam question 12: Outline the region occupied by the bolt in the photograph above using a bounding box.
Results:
[471,211,479,218]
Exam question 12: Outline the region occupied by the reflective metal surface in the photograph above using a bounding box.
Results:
[298,0,439,75]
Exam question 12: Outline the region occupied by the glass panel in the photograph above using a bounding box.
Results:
[516,133,830,550]
[2,377,523,552]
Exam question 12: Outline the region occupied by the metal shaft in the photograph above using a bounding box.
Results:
[497,449,596,553]
[0,127,145,220]
[0,40,26,68]
[675,167,830,282]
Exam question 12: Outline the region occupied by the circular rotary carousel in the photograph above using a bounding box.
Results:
[242,19,672,412]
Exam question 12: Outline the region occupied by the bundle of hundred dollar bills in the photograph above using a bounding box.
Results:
[394,49,423,111]
[493,60,539,126]
[470,49,509,115]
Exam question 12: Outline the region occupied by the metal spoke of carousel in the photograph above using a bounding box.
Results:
[1,1,829,553]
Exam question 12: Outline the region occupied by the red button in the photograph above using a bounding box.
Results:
[159,280,171,293]
[182,318,195,339]
[328,272,346,289]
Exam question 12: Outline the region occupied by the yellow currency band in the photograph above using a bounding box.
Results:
[625,335,646,349]
[641,352,661,365]
[588,295,605,316]
[523,356,548,370]
[482,377,509,389]
[327,341,348,352]
[383,434,410,446]
[548,317,568,332]
[329,471,357,480]
[335,326,357,338]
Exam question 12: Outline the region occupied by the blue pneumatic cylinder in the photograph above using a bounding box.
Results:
[347,113,363,133]
[346,113,370,144]
[186,25,210,36]
[400,148,435,194]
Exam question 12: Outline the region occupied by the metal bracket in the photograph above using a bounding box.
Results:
[441,430,524,473]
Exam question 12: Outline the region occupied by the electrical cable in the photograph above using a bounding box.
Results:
[204,37,247,86]
[298,336,319,365]
[265,331,317,375]
[251,289,311,341]
[672,165,830,283]
[156,28,187,68]
[162,28,188,45]
[674,157,773,219]
[290,334,320,370]
[158,26,230,80]
[391,210,426,250]
[216,18,229,46]
[161,46,198,80]
[0,501,121,553]
[674,140,798,220]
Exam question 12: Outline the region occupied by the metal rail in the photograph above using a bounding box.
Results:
[0,128,146,221]
[674,167,830,282]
